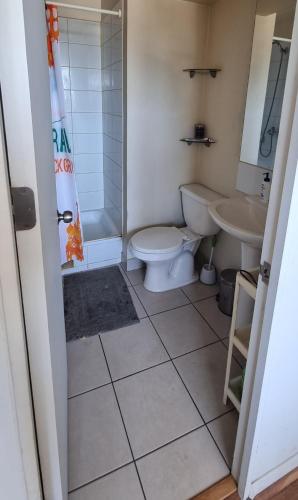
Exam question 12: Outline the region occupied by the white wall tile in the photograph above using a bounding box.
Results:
[65,113,73,133]
[101,22,112,45]
[72,113,102,134]
[69,43,101,69]
[64,90,71,112]
[71,91,101,112]
[59,18,68,43]
[61,67,70,90]
[112,115,122,142]
[87,238,122,263]
[112,62,122,90]
[76,172,103,192]
[68,19,101,45]
[87,258,121,270]
[74,154,103,173]
[73,133,103,154]
[79,191,104,210]
[59,42,69,66]
[70,68,101,91]
[102,45,112,69]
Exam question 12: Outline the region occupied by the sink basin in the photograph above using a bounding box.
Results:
[208,196,267,268]
[209,196,267,249]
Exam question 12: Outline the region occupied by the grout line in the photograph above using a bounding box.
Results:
[189,302,222,342]
[148,316,231,470]
[68,380,112,400]
[205,407,236,426]
[68,460,134,495]
[132,286,190,318]
[193,304,244,370]
[98,335,147,500]
[135,424,205,463]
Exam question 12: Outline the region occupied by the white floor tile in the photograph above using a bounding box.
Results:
[101,318,169,380]
[195,297,231,339]
[69,464,144,500]
[128,287,147,319]
[68,385,132,491]
[174,343,241,422]
[114,363,203,458]
[134,285,189,316]
[208,411,239,468]
[136,427,229,500]
[67,336,110,397]
[126,267,145,286]
[223,338,246,368]
[182,281,219,303]
[151,304,218,358]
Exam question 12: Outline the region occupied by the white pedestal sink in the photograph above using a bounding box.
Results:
[208,196,267,269]
[208,196,267,324]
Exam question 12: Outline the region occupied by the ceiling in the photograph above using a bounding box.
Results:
[101,0,120,9]
[257,0,297,16]
[184,0,217,4]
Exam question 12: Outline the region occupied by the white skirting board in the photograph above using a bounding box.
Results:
[62,237,122,275]
[249,453,298,498]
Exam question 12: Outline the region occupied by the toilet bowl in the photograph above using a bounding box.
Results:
[130,184,223,292]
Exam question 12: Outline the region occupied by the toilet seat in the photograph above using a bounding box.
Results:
[131,226,184,255]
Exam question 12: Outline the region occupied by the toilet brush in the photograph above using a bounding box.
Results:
[200,236,217,285]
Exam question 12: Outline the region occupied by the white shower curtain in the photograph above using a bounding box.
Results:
[46,4,84,264]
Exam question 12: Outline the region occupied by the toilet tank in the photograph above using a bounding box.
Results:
[179,184,223,236]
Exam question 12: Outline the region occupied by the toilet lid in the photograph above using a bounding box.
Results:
[131,227,184,254]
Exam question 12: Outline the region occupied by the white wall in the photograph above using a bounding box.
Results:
[59,17,104,212]
[126,0,210,233]
[197,0,258,272]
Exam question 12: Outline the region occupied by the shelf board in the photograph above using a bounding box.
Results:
[237,269,259,300]
[183,68,221,79]
[233,325,251,359]
[180,137,216,147]
[227,375,243,412]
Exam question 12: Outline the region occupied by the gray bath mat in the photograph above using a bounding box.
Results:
[63,266,139,342]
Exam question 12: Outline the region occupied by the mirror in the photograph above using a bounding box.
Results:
[240,0,296,170]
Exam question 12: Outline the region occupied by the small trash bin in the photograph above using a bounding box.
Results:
[218,269,238,316]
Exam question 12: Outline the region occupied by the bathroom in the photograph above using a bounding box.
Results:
[53,0,295,498]
[1,0,297,499]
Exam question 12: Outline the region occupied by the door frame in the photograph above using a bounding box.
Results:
[1,1,298,499]
[234,4,298,497]
[0,97,42,500]
[0,1,68,499]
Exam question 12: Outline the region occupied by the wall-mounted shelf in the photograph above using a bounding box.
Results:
[180,137,216,147]
[183,68,221,79]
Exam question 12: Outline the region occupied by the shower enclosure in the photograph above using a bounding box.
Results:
[59,1,123,271]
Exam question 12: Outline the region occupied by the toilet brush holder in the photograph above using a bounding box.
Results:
[200,264,217,285]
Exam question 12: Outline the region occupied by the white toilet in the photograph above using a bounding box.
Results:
[130,184,223,292]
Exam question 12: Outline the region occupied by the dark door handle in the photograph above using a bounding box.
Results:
[57,210,73,224]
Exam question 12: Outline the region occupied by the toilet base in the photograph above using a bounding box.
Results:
[144,271,199,293]
[143,249,199,292]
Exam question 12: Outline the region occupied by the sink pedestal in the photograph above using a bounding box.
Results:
[241,243,261,270]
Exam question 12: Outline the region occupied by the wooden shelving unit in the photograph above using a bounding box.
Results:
[223,269,259,412]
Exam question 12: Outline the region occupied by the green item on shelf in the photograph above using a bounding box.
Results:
[240,368,246,399]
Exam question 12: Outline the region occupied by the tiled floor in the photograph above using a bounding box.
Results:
[68,265,242,500]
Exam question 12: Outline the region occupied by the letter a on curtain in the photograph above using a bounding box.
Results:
[46,5,84,264]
